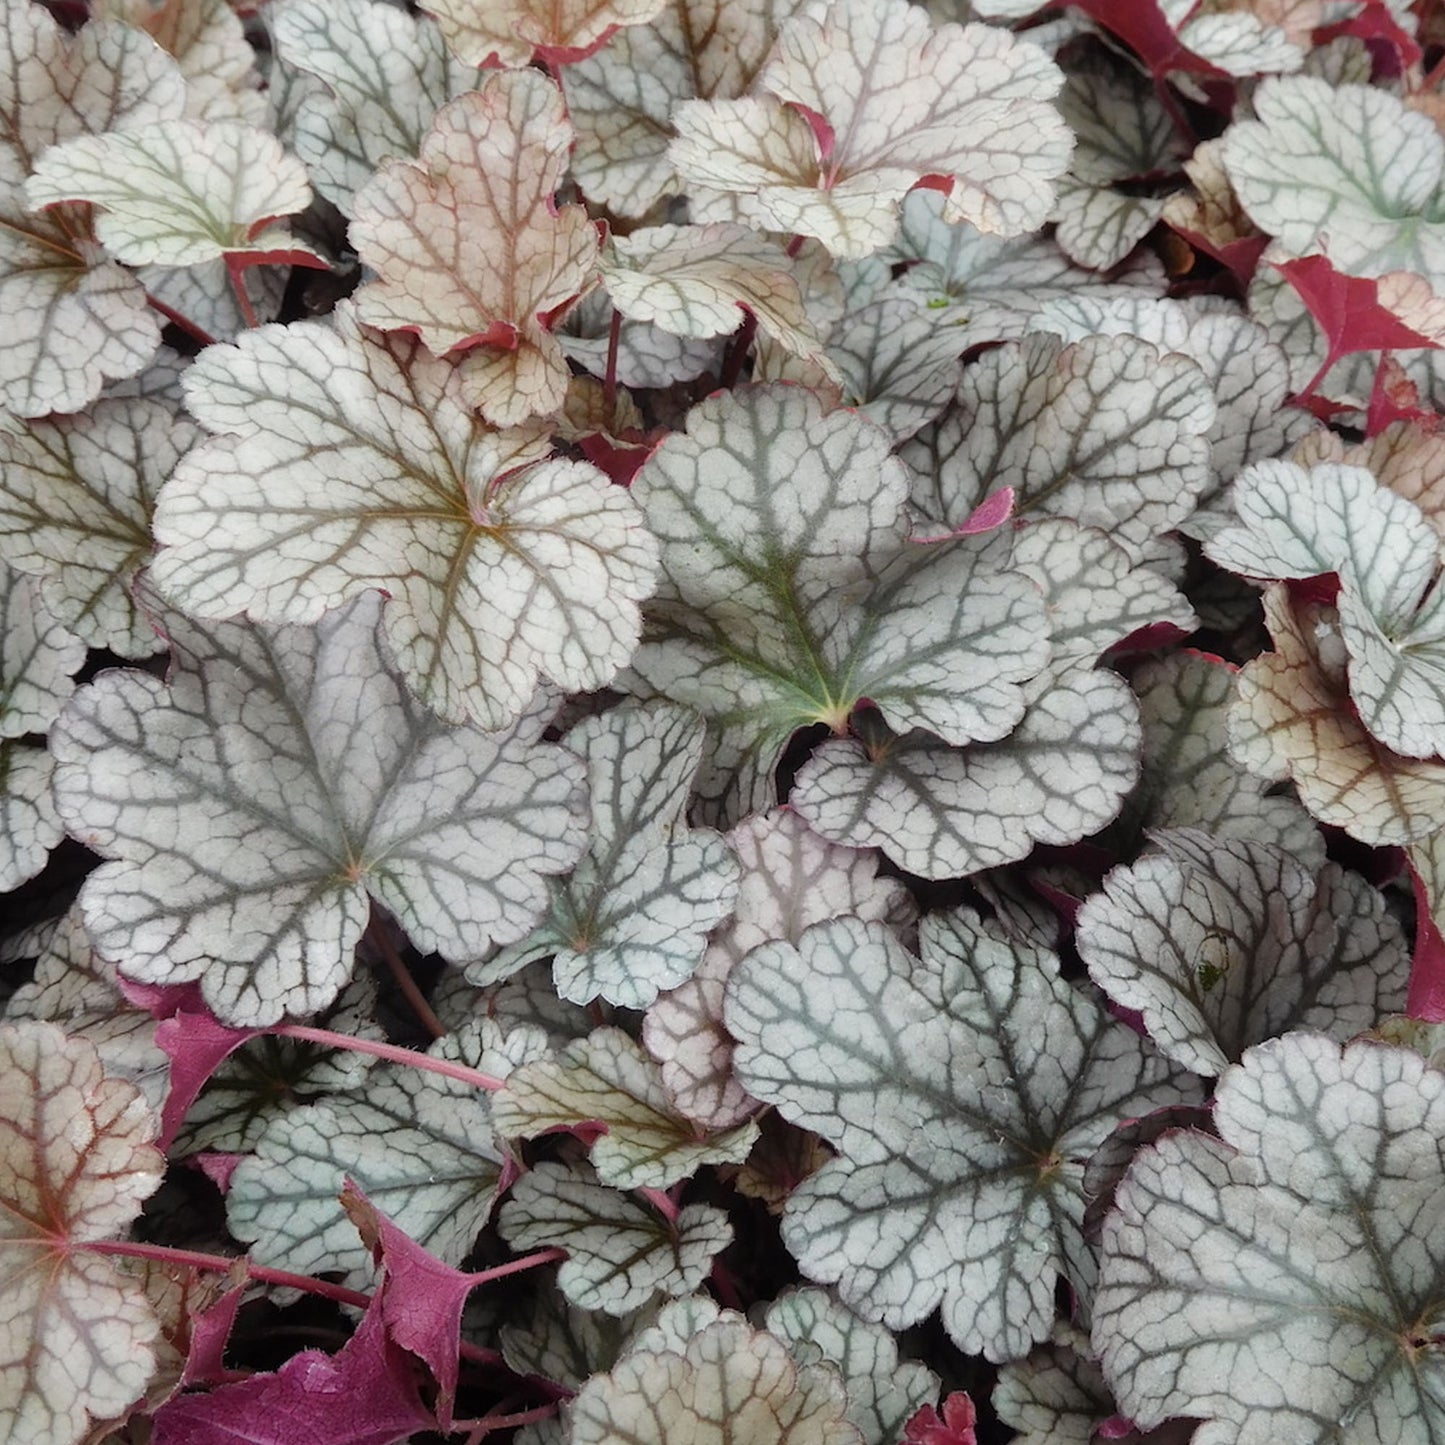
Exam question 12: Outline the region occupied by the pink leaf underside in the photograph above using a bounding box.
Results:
[154,1010,259,1150]
[1274,254,1442,356]
[341,1181,482,1429]
[151,1290,436,1445]
[902,1391,978,1445]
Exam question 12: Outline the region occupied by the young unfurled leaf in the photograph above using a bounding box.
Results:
[1230,586,1445,846]
[626,384,1049,823]
[600,224,832,373]
[645,809,913,1130]
[472,701,740,1009]
[270,0,485,212]
[26,120,318,268]
[350,75,599,425]
[570,1316,864,1445]
[0,398,195,657]
[493,1027,759,1189]
[0,1022,165,1445]
[1223,75,1445,280]
[670,0,1071,258]
[763,1288,940,1445]
[0,5,181,420]
[499,1161,732,1314]
[1121,651,1324,863]
[93,0,264,125]
[422,0,666,68]
[725,914,1192,1361]
[564,0,805,218]
[1094,1034,1445,1442]
[151,307,659,730]
[228,1020,542,1282]
[904,332,1215,560]
[790,671,1141,880]
[51,593,587,1026]
[1077,828,1409,1076]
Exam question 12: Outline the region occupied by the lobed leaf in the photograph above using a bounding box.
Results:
[422,0,667,68]
[0,398,195,657]
[26,120,317,268]
[493,1027,758,1190]
[349,74,599,426]
[499,1161,731,1315]
[0,1022,165,1445]
[473,701,740,1009]
[670,0,1071,258]
[51,593,587,1026]
[569,1316,864,1445]
[726,913,1192,1361]
[645,808,912,1130]
[1077,828,1409,1076]
[151,307,659,730]
[1094,1033,1445,1443]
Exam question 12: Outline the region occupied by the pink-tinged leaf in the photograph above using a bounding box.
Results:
[118,977,208,1019]
[155,1010,259,1151]
[1067,0,1226,78]
[1407,841,1445,1023]
[179,1276,247,1389]
[912,488,1014,543]
[422,0,667,67]
[0,1022,166,1445]
[1315,0,1421,69]
[350,73,600,426]
[152,1292,436,1445]
[902,1391,978,1445]
[1161,139,1268,289]
[193,1152,245,1194]
[341,1182,478,1429]
[1276,255,1444,360]
[1365,356,1438,436]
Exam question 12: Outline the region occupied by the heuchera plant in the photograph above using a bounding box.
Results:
[7,0,1445,1440]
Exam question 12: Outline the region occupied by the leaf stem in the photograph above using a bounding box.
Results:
[145,293,217,348]
[82,1238,373,1309]
[718,309,759,389]
[460,1401,561,1442]
[602,306,623,415]
[637,1185,680,1226]
[366,909,447,1040]
[271,1025,505,1091]
[469,1248,566,1285]
[225,256,261,329]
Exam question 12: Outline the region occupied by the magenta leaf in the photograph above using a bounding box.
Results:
[179,1278,247,1390]
[1407,859,1445,1023]
[154,1009,259,1151]
[902,1391,978,1445]
[151,1289,436,1445]
[341,1181,480,1429]
[1276,255,1441,359]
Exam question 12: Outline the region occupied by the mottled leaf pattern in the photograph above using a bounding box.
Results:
[270,0,485,212]
[764,1288,939,1445]
[1077,828,1409,1076]
[473,701,740,1009]
[671,0,1070,257]
[26,121,317,268]
[227,1020,543,1282]
[151,307,658,729]
[51,594,587,1025]
[494,1027,758,1189]
[627,384,1048,823]
[499,1162,731,1314]
[645,809,912,1130]
[1095,1034,1445,1443]
[570,1316,864,1445]
[0,399,193,657]
[726,913,1190,1361]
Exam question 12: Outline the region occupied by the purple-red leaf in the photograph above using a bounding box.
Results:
[154,1010,258,1151]
[901,1392,978,1445]
[341,1181,480,1430]
[1276,255,1443,360]
[152,1289,437,1445]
